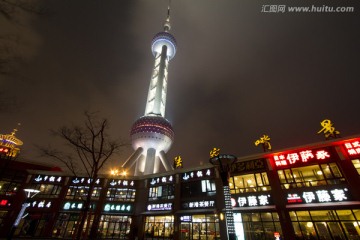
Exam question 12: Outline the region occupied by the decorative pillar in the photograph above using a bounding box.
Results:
[209,152,237,240]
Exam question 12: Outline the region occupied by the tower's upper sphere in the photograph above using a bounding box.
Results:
[131,116,174,152]
[151,32,177,60]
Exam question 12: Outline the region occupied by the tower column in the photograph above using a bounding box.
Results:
[152,45,168,116]
[144,148,156,175]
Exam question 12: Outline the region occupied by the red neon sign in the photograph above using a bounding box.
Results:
[344,141,360,156]
[0,199,8,206]
[273,149,330,167]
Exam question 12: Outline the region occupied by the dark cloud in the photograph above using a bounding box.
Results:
[0,0,359,170]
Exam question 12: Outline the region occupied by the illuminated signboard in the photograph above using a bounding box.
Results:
[230,159,267,174]
[29,200,52,209]
[147,203,173,211]
[233,194,272,207]
[109,179,135,187]
[150,175,174,186]
[182,200,215,209]
[182,169,213,181]
[344,141,360,156]
[223,186,235,235]
[71,177,101,185]
[180,215,192,222]
[33,175,63,183]
[287,188,350,204]
[272,148,331,168]
[104,203,132,213]
[0,199,11,207]
[63,202,96,210]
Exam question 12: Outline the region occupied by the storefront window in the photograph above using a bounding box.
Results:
[0,210,7,226]
[52,213,94,238]
[352,159,360,175]
[180,214,219,240]
[98,215,131,239]
[278,163,345,189]
[229,172,270,194]
[181,180,216,198]
[15,213,52,237]
[148,185,175,201]
[0,181,21,196]
[290,209,360,239]
[106,188,136,202]
[27,184,62,198]
[66,186,102,200]
[144,215,174,239]
[234,212,282,240]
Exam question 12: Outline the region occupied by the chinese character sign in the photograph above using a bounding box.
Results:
[235,195,271,207]
[272,149,331,167]
[182,200,215,209]
[254,135,272,152]
[344,140,360,156]
[33,175,63,183]
[230,159,266,174]
[174,156,183,168]
[287,188,349,204]
[317,119,340,139]
[182,169,212,181]
[210,148,220,158]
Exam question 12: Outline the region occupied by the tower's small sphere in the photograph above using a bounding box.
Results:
[131,116,174,152]
[151,32,177,60]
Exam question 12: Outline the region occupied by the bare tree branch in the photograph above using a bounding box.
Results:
[38,111,127,239]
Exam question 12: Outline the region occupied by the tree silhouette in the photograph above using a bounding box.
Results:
[40,111,127,239]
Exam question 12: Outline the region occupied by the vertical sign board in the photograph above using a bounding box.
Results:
[223,185,235,236]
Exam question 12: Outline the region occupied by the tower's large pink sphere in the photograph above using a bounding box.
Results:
[130,116,174,152]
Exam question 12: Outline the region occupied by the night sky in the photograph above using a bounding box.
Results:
[1,0,359,172]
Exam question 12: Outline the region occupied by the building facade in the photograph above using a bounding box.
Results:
[0,135,360,239]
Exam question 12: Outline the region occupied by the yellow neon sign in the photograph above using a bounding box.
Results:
[317,119,340,139]
[255,135,272,151]
[210,148,220,158]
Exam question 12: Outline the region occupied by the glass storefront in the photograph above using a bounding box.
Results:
[351,159,360,175]
[233,212,282,240]
[229,172,271,194]
[181,180,216,198]
[52,212,94,238]
[15,213,52,237]
[106,188,136,202]
[290,209,360,240]
[180,214,220,240]
[98,215,131,239]
[144,215,174,239]
[278,163,346,189]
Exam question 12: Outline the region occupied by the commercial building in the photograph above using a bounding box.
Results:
[0,135,359,239]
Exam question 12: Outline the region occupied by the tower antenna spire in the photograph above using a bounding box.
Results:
[164,0,171,32]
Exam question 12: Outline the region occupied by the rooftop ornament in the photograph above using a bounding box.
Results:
[0,124,23,157]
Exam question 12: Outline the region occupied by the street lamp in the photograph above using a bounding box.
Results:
[8,188,40,240]
[209,149,237,240]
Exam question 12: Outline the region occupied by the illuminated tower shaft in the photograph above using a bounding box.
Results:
[145,45,169,117]
[122,6,176,176]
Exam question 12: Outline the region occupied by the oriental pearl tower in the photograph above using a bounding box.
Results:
[122,6,176,176]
